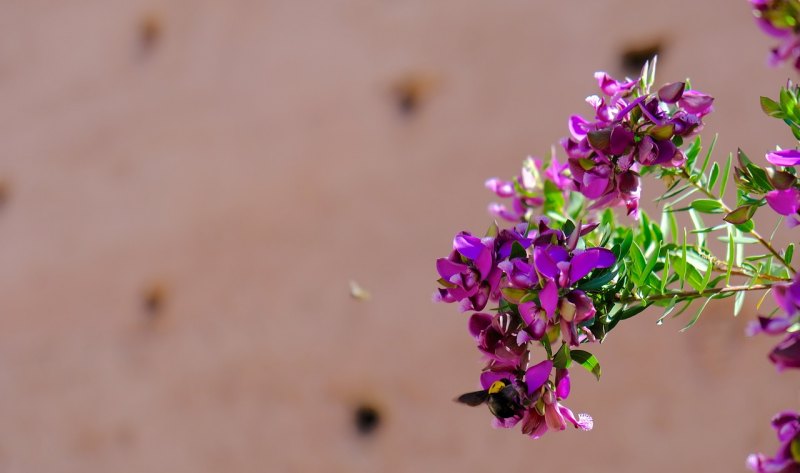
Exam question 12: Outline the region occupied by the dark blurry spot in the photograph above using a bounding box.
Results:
[142,283,167,319]
[354,404,381,436]
[620,41,663,75]
[392,74,438,117]
[139,13,163,53]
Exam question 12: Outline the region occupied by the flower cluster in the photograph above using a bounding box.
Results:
[485,156,570,222]
[562,71,713,217]
[747,411,800,472]
[749,0,800,70]
[436,218,614,437]
[747,272,800,370]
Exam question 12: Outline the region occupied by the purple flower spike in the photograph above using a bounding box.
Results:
[766,188,800,216]
[525,360,553,395]
[767,149,800,167]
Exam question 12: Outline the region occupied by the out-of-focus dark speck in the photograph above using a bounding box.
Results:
[142,283,167,320]
[392,74,438,117]
[621,41,664,76]
[354,404,382,436]
[138,13,163,54]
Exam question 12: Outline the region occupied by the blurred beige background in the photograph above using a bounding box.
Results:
[0,1,797,472]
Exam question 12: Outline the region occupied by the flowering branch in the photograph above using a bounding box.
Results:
[677,167,798,275]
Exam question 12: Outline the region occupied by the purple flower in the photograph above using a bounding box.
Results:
[562,70,712,217]
[766,188,800,216]
[747,410,800,473]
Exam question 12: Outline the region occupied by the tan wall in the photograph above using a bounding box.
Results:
[0,1,796,472]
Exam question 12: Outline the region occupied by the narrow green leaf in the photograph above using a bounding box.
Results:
[698,134,718,176]
[570,350,602,380]
[787,243,795,265]
[708,162,719,192]
[660,255,671,293]
[719,153,732,197]
[726,225,735,285]
[717,235,759,244]
[690,199,723,214]
[689,210,706,248]
[685,137,702,170]
[681,228,688,289]
[642,240,661,283]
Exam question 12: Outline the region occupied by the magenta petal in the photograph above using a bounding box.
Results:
[453,233,484,260]
[525,360,553,395]
[582,174,610,199]
[766,188,800,216]
[767,149,800,167]
[540,280,559,319]
[555,368,571,399]
[518,301,538,327]
[569,250,598,284]
[468,312,493,340]
[480,370,514,390]
[437,258,468,279]
[534,247,559,279]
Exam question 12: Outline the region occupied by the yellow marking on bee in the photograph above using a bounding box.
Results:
[488,380,506,395]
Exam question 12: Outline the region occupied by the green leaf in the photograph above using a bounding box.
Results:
[685,137,702,170]
[690,199,723,214]
[724,205,757,225]
[570,350,602,380]
[699,134,718,176]
[761,96,785,118]
[787,243,795,265]
[726,225,735,285]
[578,269,618,292]
[708,162,719,191]
[642,240,661,283]
[689,210,707,248]
[736,220,756,233]
[737,148,753,168]
[719,153,732,197]
[717,235,759,244]
[553,343,572,369]
[617,231,634,259]
[660,254,671,293]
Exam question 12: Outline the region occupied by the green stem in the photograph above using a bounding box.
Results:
[679,168,797,275]
[618,283,774,304]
